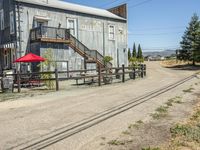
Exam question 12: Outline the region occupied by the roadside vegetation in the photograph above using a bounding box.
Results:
[165,105,200,150]
[151,96,182,120]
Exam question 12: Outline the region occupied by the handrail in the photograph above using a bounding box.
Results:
[68,32,112,68]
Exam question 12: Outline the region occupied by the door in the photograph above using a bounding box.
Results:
[67,18,77,37]
[35,20,48,37]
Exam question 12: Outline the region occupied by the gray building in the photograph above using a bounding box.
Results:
[0,0,128,73]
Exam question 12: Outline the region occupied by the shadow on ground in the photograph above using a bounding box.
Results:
[164,64,200,71]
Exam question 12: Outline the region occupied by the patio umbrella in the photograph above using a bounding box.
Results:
[14,53,46,63]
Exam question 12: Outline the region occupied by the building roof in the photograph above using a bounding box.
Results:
[16,0,126,21]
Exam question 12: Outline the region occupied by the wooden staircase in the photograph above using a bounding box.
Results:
[67,31,112,69]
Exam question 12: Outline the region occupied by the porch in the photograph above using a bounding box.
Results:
[30,26,71,44]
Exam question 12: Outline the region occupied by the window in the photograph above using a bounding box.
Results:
[10,11,14,34]
[0,9,4,30]
[36,20,47,27]
[109,25,115,40]
[4,50,8,68]
[67,18,77,36]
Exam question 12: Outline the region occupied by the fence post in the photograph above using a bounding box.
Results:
[122,64,125,83]
[144,64,146,76]
[141,64,144,78]
[17,71,21,93]
[133,67,136,80]
[55,69,59,91]
[98,65,101,86]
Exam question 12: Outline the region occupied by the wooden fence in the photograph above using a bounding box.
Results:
[0,64,146,93]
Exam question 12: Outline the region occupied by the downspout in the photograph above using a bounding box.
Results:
[16,1,22,71]
[103,22,105,56]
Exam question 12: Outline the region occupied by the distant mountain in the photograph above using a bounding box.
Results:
[143,50,176,57]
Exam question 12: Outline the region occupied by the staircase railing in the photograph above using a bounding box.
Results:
[66,31,112,68]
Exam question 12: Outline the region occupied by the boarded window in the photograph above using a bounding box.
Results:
[10,11,14,34]
[0,9,4,30]
[109,25,115,40]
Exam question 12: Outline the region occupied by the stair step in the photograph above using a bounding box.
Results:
[86,60,96,63]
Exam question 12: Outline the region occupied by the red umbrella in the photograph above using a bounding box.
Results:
[14,53,46,63]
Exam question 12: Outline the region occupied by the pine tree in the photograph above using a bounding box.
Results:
[179,14,200,65]
[179,31,192,62]
[137,44,143,59]
[128,48,131,61]
[195,22,200,62]
[132,43,137,58]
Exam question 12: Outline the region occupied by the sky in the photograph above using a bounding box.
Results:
[64,0,200,51]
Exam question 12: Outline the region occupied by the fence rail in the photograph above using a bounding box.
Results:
[0,64,146,93]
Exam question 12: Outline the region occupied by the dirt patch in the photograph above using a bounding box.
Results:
[0,88,52,102]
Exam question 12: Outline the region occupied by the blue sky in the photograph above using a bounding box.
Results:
[64,0,200,51]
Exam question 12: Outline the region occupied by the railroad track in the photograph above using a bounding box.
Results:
[9,74,197,150]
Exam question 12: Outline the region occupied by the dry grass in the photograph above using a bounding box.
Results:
[160,60,188,67]
[164,104,200,150]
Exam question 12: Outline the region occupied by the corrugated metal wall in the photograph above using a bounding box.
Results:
[19,2,128,71]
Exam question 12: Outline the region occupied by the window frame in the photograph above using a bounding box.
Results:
[10,11,15,34]
[108,25,115,40]
[0,9,4,30]
[4,49,9,68]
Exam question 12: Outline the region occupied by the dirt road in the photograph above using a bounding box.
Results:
[0,62,199,150]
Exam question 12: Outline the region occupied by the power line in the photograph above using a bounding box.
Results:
[129,26,186,31]
[128,31,184,36]
[128,0,153,8]
[99,0,122,8]
[100,0,151,9]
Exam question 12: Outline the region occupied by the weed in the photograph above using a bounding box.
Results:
[174,100,183,104]
[122,130,131,135]
[155,106,168,113]
[101,137,106,140]
[174,96,183,104]
[128,123,139,129]
[142,147,161,150]
[165,100,174,107]
[170,124,200,143]
[137,120,144,124]
[191,110,200,120]
[151,112,168,120]
[100,143,105,146]
[128,120,144,129]
[183,88,194,93]
[108,140,125,146]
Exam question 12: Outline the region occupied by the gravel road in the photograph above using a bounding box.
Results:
[0,61,199,150]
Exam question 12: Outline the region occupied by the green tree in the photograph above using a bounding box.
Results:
[128,48,131,61]
[132,43,137,58]
[137,44,143,59]
[195,22,200,62]
[38,49,56,90]
[179,13,200,65]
